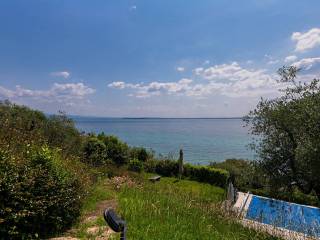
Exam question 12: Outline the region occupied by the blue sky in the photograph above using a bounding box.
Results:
[1,0,320,117]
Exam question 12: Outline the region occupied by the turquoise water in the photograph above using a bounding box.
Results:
[73,117,255,164]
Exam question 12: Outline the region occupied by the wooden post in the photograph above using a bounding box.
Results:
[178,149,184,179]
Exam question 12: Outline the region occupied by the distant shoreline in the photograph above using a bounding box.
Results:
[69,115,244,120]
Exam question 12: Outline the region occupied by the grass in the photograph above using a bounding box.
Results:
[80,177,115,213]
[65,172,278,240]
[70,178,116,239]
[116,174,278,240]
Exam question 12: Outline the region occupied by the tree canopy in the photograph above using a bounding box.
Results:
[245,66,320,200]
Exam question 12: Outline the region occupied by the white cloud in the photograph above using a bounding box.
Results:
[108,81,140,89]
[0,86,15,98]
[193,62,274,83]
[0,83,95,104]
[193,67,204,75]
[110,78,194,98]
[176,67,185,72]
[284,55,298,63]
[292,57,320,71]
[267,60,279,65]
[109,63,279,98]
[130,5,137,10]
[108,81,126,89]
[203,60,210,65]
[291,28,320,52]
[51,71,71,79]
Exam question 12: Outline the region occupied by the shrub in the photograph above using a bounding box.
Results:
[0,101,82,158]
[184,164,229,188]
[130,147,151,162]
[143,159,156,173]
[82,137,107,166]
[143,159,178,176]
[98,133,130,165]
[153,159,179,177]
[144,159,229,188]
[45,112,82,157]
[128,159,143,172]
[0,146,83,239]
[210,159,265,190]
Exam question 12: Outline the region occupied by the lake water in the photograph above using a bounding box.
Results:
[73,117,255,165]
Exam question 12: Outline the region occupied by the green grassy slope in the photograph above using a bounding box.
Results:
[116,174,277,240]
[67,172,278,240]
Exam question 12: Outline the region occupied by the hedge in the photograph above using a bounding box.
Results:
[184,164,229,188]
[144,159,229,188]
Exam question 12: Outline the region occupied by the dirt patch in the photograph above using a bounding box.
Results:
[84,199,118,223]
[95,227,114,240]
[51,176,134,239]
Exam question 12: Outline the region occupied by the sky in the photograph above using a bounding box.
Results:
[0,0,320,117]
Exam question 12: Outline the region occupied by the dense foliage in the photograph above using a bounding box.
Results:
[128,158,144,172]
[210,159,265,190]
[245,66,320,201]
[82,136,108,166]
[0,101,82,158]
[144,159,229,188]
[0,102,88,239]
[0,147,82,239]
[81,133,154,167]
[98,133,130,165]
[130,147,151,162]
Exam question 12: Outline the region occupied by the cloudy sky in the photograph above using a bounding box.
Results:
[1,0,320,117]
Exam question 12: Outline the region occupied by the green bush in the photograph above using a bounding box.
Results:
[155,159,179,177]
[98,133,130,165]
[184,164,229,188]
[143,159,157,172]
[143,159,228,188]
[128,159,143,172]
[82,136,107,166]
[45,112,83,157]
[130,147,151,162]
[210,159,265,190]
[0,146,83,239]
[0,101,83,160]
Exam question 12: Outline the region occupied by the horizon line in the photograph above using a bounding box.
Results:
[68,115,245,120]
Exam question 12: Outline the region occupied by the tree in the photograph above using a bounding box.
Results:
[245,66,320,200]
[97,133,130,165]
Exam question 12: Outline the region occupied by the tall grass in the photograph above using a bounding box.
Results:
[117,176,277,240]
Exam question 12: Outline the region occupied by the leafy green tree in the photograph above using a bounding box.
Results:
[130,147,151,162]
[98,133,130,165]
[82,136,107,166]
[245,66,320,200]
